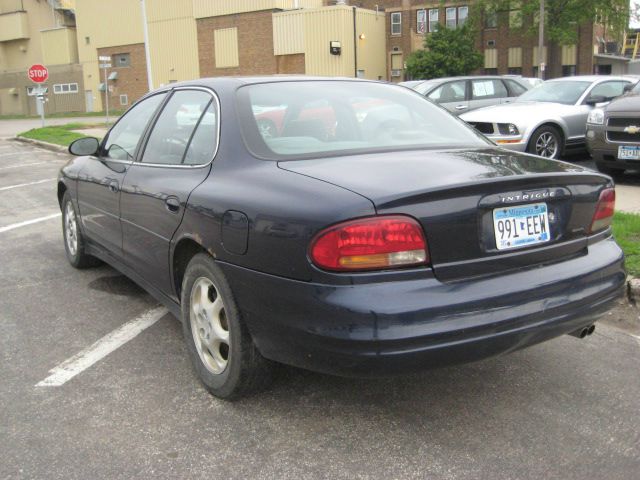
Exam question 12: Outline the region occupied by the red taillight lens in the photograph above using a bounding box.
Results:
[309,215,429,272]
[590,188,615,233]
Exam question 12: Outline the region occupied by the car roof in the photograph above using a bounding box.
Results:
[162,75,380,90]
[545,75,635,83]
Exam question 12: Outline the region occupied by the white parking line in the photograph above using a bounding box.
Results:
[0,178,56,191]
[36,306,168,387]
[0,213,61,233]
[0,162,47,170]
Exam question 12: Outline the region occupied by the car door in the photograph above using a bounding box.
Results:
[426,80,469,115]
[76,93,167,257]
[468,78,510,112]
[119,88,218,296]
[568,80,633,139]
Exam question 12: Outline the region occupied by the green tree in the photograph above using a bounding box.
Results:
[476,0,630,45]
[405,25,484,80]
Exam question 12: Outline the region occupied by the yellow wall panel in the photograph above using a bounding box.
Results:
[533,46,547,66]
[355,9,386,80]
[0,0,23,14]
[303,7,353,77]
[273,10,305,55]
[147,0,193,22]
[508,47,522,68]
[561,45,577,65]
[0,11,29,41]
[41,27,78,65]
[149,17,200,85]
[194,0,323,19]
[484,48,497,68]
[214,28,239,68]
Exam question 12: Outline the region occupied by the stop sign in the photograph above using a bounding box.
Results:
[28,64,48,83]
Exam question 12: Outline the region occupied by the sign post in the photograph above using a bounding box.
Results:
[98,56,112,125]
[28,64,48,128]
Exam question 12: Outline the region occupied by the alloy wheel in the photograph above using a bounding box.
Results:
[64,201,78,257]
[190,277,230,375]
[535,132,558,158]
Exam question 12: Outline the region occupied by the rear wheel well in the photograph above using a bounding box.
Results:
[57,182,67,208]
[173,238,207,300]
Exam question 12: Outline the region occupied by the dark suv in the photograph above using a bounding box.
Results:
[586,81,640,175]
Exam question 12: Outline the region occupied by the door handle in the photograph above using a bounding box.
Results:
[165,196,180,213]
[108,180,119,193]
[455,105,468,110]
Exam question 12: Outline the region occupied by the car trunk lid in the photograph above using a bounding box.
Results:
[279,148,611,281]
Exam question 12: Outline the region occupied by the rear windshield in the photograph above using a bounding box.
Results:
[236,81,489,160]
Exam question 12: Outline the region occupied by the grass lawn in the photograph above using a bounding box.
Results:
[612,212,640,277]
[18,122,108,146]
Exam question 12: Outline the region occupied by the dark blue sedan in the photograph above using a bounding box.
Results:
[59,77,625,399]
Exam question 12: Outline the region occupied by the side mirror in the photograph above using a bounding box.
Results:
[623,83,635,93]
[585,95,609,106]
[69,137,100,156]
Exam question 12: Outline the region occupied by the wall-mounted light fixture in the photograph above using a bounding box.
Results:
[359,33,366,40]
[330,41,341,55]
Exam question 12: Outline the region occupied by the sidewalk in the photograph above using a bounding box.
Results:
[616,184,640,214]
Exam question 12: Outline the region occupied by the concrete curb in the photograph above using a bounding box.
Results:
[12,135,69,154]
[628,277,640,304]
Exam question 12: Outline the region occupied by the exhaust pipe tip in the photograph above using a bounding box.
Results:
[568,325,595,339]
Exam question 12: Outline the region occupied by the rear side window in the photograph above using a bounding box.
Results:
[141,90,213,165]
[588,81,630,101]
[504,79,527,96]
[428,80,466,103]
[471,79,508,100]
[183,103,218,165]
[103,93,166,161]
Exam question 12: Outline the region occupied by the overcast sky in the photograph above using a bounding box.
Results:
[632,0,639,28]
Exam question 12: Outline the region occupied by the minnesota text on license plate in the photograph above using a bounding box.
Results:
[493,203,550,251]
[618,145,640,160]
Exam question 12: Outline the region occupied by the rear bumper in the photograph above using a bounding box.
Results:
[220,237,625,377]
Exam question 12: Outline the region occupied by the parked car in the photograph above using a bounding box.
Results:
[461,75,637,159]
[60,77,625,399]
[503,75,544,89]
[400,76,532,115]
[586,81,640,175]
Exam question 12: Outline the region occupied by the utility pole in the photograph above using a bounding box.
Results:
[98,56,111,125]
[538,0,545,79]
[141,0,154,91]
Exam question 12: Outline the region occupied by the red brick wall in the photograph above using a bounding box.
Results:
[197,10,280,77]
[97,43,148,111]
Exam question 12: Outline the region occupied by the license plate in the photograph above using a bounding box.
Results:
[618,145,640,160]
[493,203,550,251]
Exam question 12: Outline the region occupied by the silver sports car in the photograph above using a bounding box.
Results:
[461,76,637,159]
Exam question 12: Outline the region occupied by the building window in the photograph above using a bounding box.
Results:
[115,53,131,67]
[53,83,79,94]
[484,68,498,75]
[458,6,468,27]
[507,67,522,75]
[509,1,522,28]
[446,8,456,29]
[391,12,402,35]
[562,65,577,76]
[120,94,129,106]
[428,9,439,32]
[416,9,427,34]
[485,8,498,28]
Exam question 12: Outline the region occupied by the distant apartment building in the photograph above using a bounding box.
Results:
[0,0,83,116]
[0,0,631,116]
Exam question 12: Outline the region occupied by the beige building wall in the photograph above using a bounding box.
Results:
[194,0,323,19]
[146,0,200,86]
[41,27,79,65]
[74,0,144,112]
[0,0,58,73]
[355,9,386,80]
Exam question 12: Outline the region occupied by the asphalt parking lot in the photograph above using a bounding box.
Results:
[1,134,639,479]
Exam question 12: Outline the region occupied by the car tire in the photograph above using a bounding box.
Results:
[181,253,272,399]
[596,163,625,178]
[61,191,101,269]
[527,125,563,159]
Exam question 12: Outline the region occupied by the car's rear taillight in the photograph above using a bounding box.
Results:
[590,188,615,233]
[309,215,429,272]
